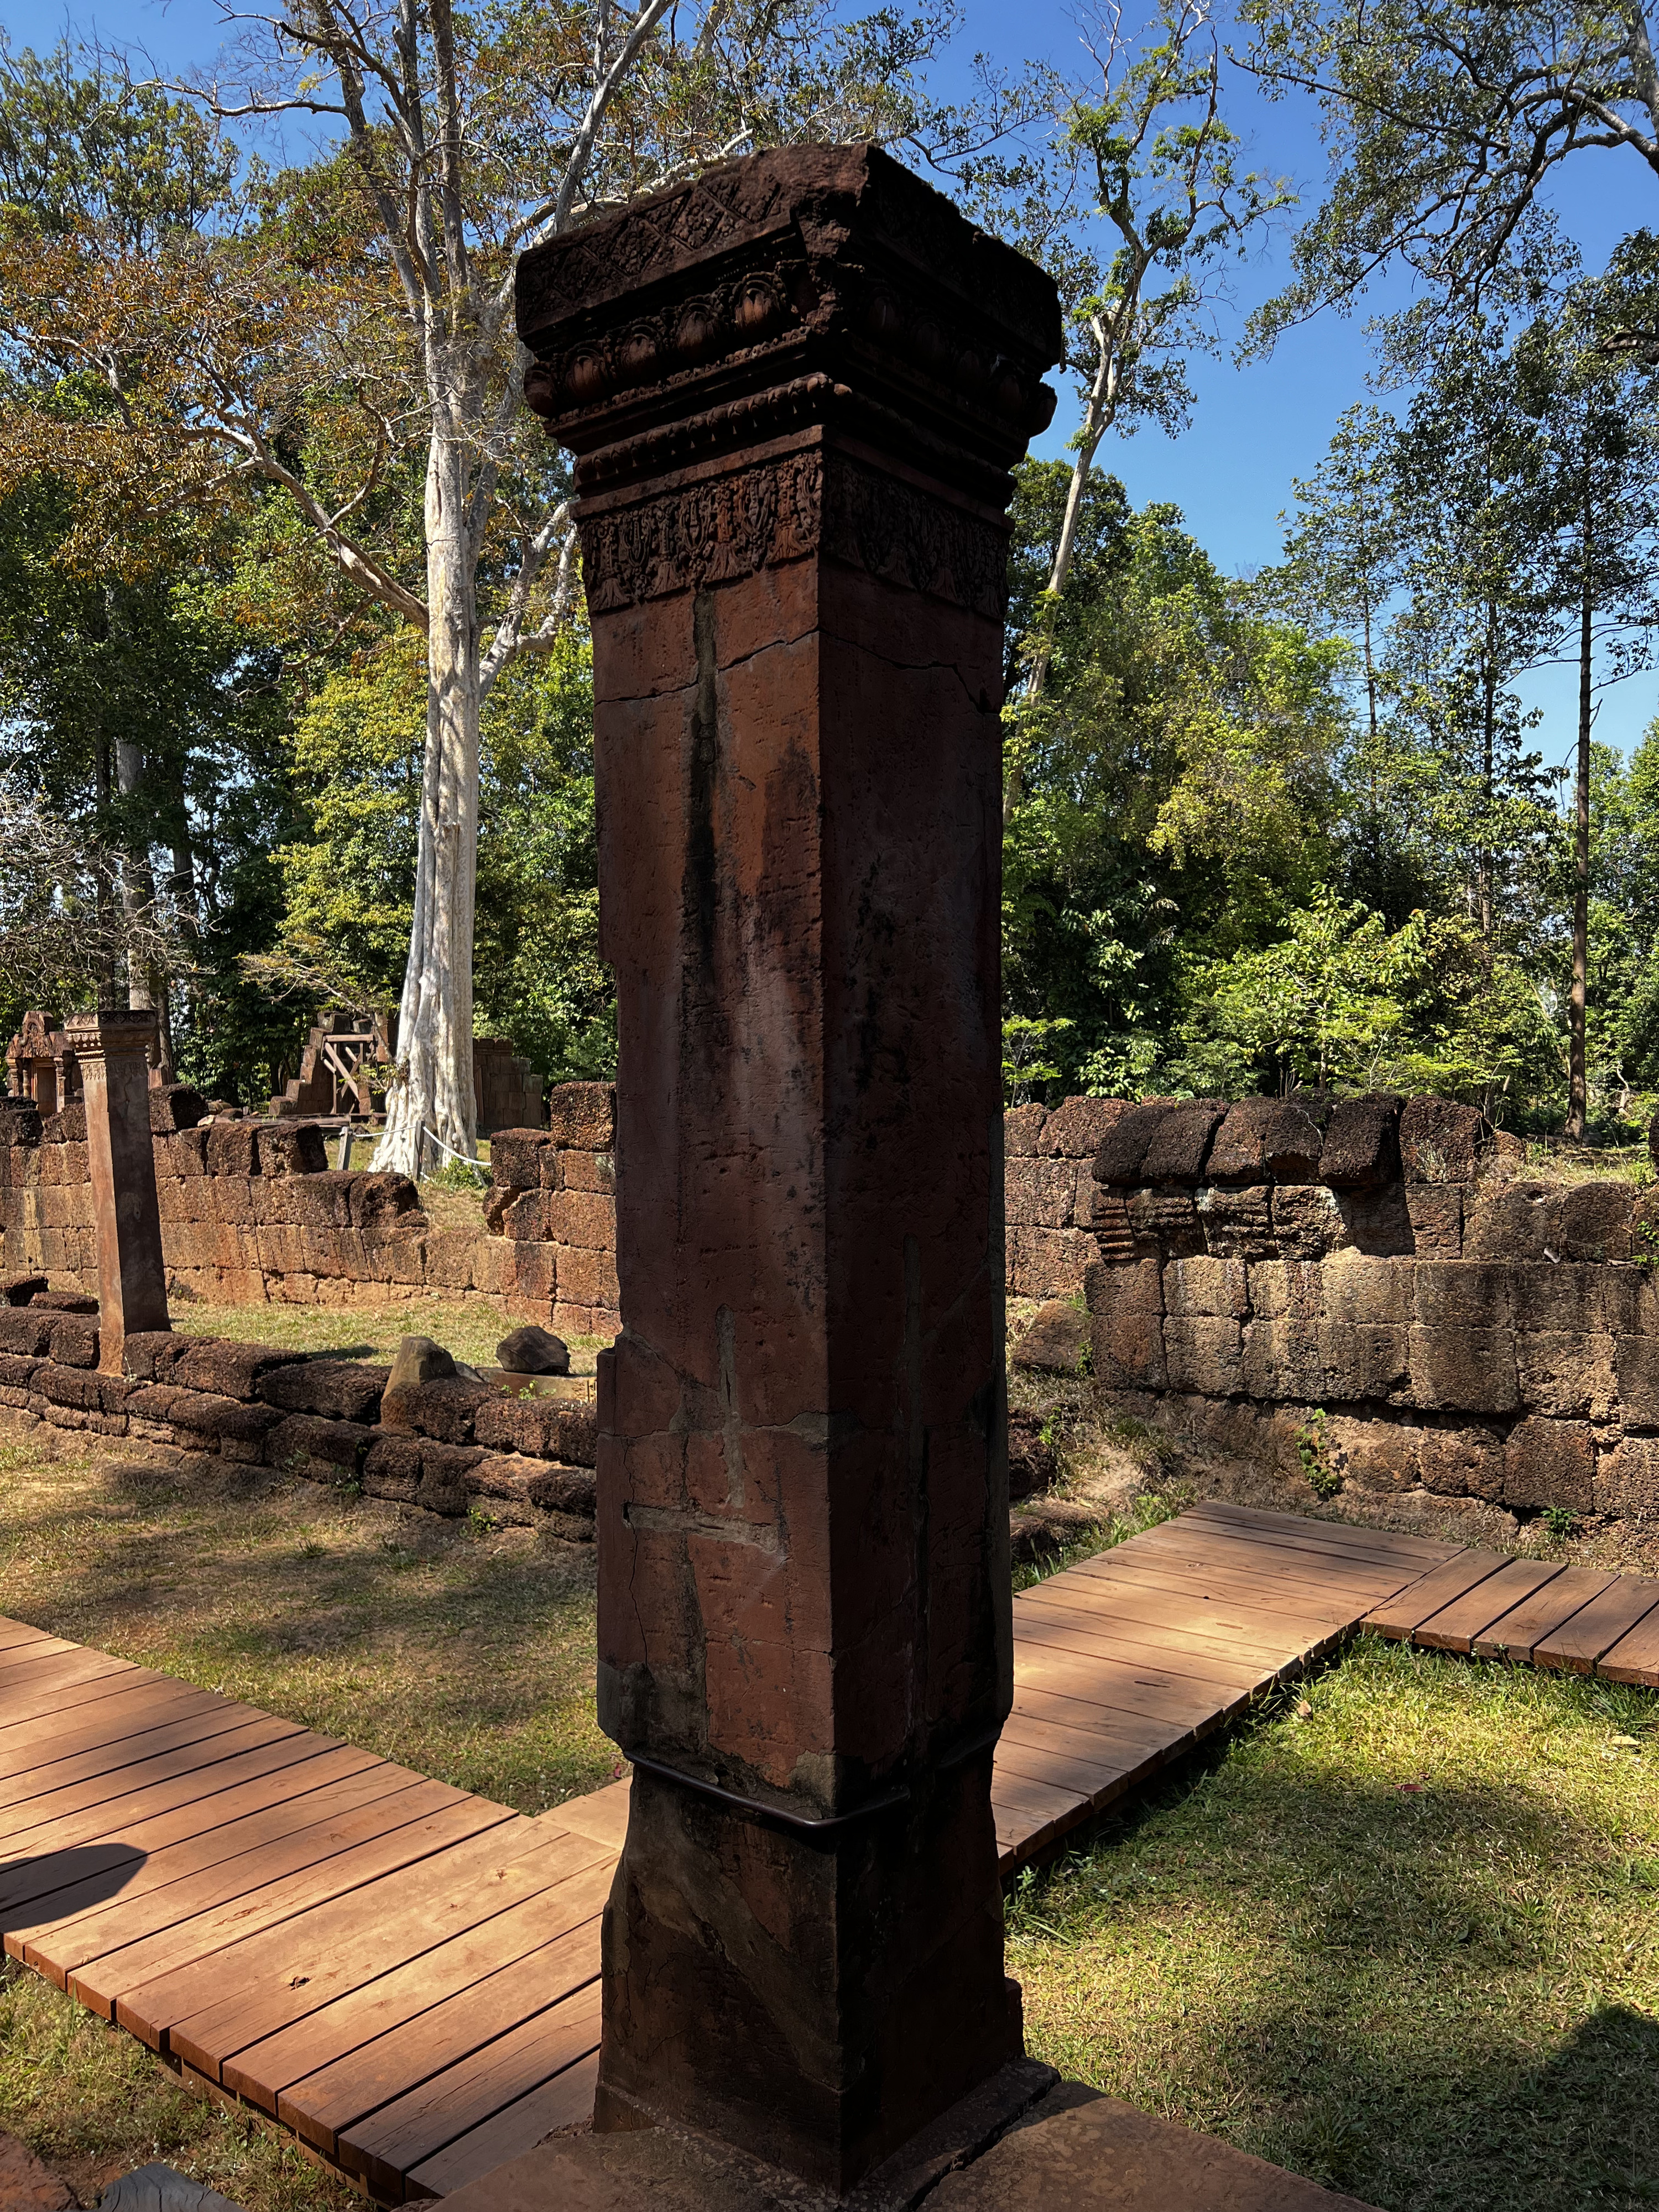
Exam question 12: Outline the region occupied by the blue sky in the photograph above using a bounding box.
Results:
[2,0,1654,769]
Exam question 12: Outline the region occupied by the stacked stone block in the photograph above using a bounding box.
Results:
[0,1274,598,1538]
[1004,1095,1140,1300]
[1065,1088,1659,1526]
[481,1082,619,1340]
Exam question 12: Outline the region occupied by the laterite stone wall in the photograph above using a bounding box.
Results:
[1008,1091,1659,1532]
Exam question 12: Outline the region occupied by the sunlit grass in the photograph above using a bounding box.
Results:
[1010,1635,1659,2211]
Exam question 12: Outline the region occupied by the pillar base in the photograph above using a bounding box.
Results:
[438,2078,1383,2212]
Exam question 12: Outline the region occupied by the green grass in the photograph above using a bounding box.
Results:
[167,1296,606,1374]
[0,1961,356,2211]
[1010,1635,1659,2211]
[0,1440,615,1815]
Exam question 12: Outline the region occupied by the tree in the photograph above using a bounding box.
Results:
[0,9,956,1175]
[1513,290,1659,1132]
[1238,0,1659,357]
[1011,1,1288,714]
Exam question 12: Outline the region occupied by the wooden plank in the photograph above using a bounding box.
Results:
[341,1981,604,2202]
[1414,1559,1566,1656]
[545,1781,629,1851]
[1182,1499,1460,1562]
[987,1770,1090,1854]
[993,1734,1135,1811]
[403,2051,599,2202]
[0,1692,265,1801]
[41,1772,447,2006]
[0,1715,319,1853]
[1123,1522,1418,1601]
[0,1618,54,1652]
[1010,1644,1247,1733]
[116,1798,523,2048]
[0,1678,221,1770]
[1018,1578,1335,1670]
[267,1865,611,2148]
[0,1636,82,1675]
[1071,1551,1359,1630]
[1006,1683,1191,1763]
[14,1762,421,1976]
[1595,1607,1659,1688]
[1011,1608,1275,1694]
[165,1825,606,2080]
[0,1660,171,1731]
[1534,1575,1659,1675]
[1470,1566,1619,1663]
[1167,1516,1455,1580]
[998,1710,1154,1779]
[0,1648,140,1719]
[1363,1550,1511,1640]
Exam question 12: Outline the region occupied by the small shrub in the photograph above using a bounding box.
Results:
[1542,1504,1578,1542]
[1296,1408,1340,1499]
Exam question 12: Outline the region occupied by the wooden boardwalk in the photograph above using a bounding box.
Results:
[4,1501,1657,2201]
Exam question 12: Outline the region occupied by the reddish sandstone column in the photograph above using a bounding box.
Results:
[518,146,1058,2192]
[66,1009,169,1373]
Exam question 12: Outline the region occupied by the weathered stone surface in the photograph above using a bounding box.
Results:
[1557,1181,1632,1262]
[32,1290,97,1313]
[268,1412,367,1477]
[1037,1096,1128,1159]
[48,1316,99,1368]
[1091,1103,1172,1187]
[148,1083,206,1134]
[67,1008,169,1374]
[1317,1094,1401,1190]
[1418,1423,1506,1501]
[1004,1157,1079,1231]
[1407,1325,1519,1414]
[1595,1433,1659,1517]
[1003,1103,1048,1157]
[1510,1263,1608,1334]
[1399,1095,1489,1183]
[259,1360,389,1425]
[1090,1310,1166,1391]
[1317,1322,1408,1402]
[40,1102,86,1142]
[1270,1183,1346,1261]
[1010,1301,1087,1374]
[0,1273,46,1306]
[1124,1187,1204,1258]
[387,1334,456,1391]
[1162,1315,1243,1396]
[490,1128,552,1190]
[498,1324,571,1375]
[0,1311,54,1358]
[1405,1186,1462,1258]
[380,1376,493,1444]
[1323,1254,1414,1326]
[1206,1098,1322,1185]
[1615,1333,1659,1428]
[1197,1186,1274,1261]
[1136,1101,1225,1185]
[1504,1417,1594,1511]
[1329,1414,1419,1493]
[1414,1261,1511,1331]
[545,1082,614,1152]
[1083,1258,1162,1316]
[171,1339,302,1402]
[1242,1314,1323,1401]
[1333,1185,1415,1256]
[1463,1183,1562,1262]
[1164,1256,1249,1321]
[0,1099,43,1149]
[1516,1331,1616,1420]
[473,1391,598,1465]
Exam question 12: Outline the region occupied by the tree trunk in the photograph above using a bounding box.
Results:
[1566,484,1593,1142]
[373,427,481,1179]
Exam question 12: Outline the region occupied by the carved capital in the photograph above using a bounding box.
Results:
[516,144,1061,507]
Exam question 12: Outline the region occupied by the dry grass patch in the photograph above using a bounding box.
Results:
[1011,1635,1659,2211]
[0,1437,613,1814]
[165,1296,606,1373]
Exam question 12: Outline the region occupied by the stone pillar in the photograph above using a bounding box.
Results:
[66,1009,169,1373]
[518,146,1059,2194]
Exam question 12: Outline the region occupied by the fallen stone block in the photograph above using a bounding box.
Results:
[1317,1093,1401,1190]
[491,1128,553,1190]
[268,1412,368,1479]
[48,1316,99,1368]
[1006,1409,1058,1500]
[498,1323,571,1375]
[1010,1301,1087,1375]
[149,1084,207,1134]
[170,1338,304,1400]
[380,1376,494,1444]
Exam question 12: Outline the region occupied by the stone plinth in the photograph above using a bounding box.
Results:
[64,1009,169,1373]
[517,145,1060,2190]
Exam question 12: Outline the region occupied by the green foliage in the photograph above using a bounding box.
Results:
[1295,1408,1339,1498]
